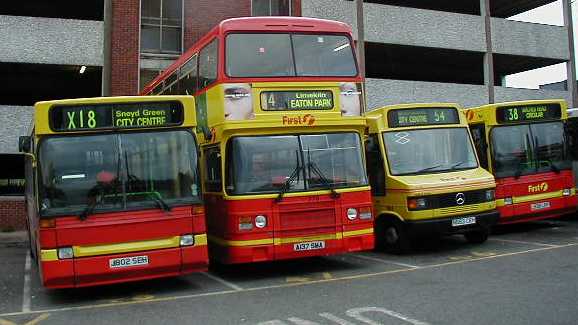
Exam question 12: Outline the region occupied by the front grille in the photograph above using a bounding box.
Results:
[436,189,488,208]
[279,208,336,229]
[438,204,482,215]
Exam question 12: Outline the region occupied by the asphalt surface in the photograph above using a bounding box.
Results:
[0,214,577,325]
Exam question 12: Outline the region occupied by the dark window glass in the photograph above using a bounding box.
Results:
[226,33,357,78]
[252,0,291,16]
[199,40,218,89]
[226,133,367,195]
[292,35,357,77]
[365,135,385,196]
[141,0,182,54]
[491,122,571,178]
[203,146,222,192]
[383,128,478,176]
[38,131,201,217]
[469,124,488,170]
[179,55,198,95]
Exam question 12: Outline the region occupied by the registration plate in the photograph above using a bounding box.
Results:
[294,241,325,251]
[531,202,550,210]
[109,255,149,269]
[451,216,476,227]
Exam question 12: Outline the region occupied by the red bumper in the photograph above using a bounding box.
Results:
[497,195,577,224]
[40,245,208,289]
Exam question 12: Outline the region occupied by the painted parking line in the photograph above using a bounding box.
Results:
[350,253,420,269]
[21,252,31,313]
[4,243,574,319]
[200,272,243,291]
[489,238,559,247]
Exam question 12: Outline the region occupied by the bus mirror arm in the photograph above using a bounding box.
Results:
[21,152,37,168]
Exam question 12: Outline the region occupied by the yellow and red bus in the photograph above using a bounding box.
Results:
[143,17,373,264]
[568,108,578,193]
[20,96,208,288]
[465,100,577,224]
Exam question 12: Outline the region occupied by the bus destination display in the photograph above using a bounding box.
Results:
[261,91,333,111]
[388,108,459,128]
[496,103,562,124]
[50,102,183,131]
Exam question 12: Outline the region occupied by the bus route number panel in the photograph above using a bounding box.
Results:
[50,101,184,131]
[496,103,562,124]
[388,107,460,128]
[260,91,334,111]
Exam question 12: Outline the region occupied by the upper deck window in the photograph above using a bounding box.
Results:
[141,0,182,54]
[252,0,291,16]
[226,33,358,78]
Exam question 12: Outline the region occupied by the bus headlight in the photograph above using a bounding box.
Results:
[255,215,267,228]
[504,197,513,205]
[239,216,254,230]
[359,207,372,220]
[347,208,358,220]
[180,234,194,246]
[562,189,571,196]
[485,189,495,201]
[57,247,74,259]
[408,198,428,210]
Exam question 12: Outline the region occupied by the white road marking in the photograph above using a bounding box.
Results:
[490,238,558,247]
[1,243,576,318]
[352,254,420,269]
[347,306,430,325]
[200,272,243,291]
[21,252,32,313]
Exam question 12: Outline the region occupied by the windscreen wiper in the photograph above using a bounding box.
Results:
[147,192,171,212]
[275,164,303,203]
[79,199,99,221]
[307,160,340,199]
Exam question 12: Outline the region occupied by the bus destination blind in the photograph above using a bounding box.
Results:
[388,108,459,128]
[50,101,184,131]
[260,91,333,111]
[496,103,562,124]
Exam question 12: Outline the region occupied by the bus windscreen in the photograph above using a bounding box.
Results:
[226,33,358,78]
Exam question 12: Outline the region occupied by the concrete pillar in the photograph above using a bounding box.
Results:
[563,0,577,107]
[480,0,494,104]
[102,0,112,96]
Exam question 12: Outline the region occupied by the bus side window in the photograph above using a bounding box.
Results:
[365,135,386,196]
[203,146,222,192]
[470,124,488,170]
[179,55,198,96]
[199,39,218,90]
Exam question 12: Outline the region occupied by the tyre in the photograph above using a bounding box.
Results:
[464,229,489,244]
[376,217,411,254]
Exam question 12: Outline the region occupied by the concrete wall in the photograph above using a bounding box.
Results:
[365,79,572,110]
[0,106,33,154]
[365,79,489,110]
[302,0,485,52]
[492,19,569,59]
[0,15,104,66]
[494,86,571,104]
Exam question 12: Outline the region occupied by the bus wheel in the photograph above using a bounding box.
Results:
[464,229,489,244]
[377,218,411,254]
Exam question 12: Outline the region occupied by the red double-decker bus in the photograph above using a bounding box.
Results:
[20,96,208,288]
[466,100,577,224]
[142,17,374,264]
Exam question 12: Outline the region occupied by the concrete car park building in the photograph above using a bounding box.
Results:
[0,0,576,228]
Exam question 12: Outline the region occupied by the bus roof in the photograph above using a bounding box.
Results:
[141,17,355,95]
[465,99,568,125]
